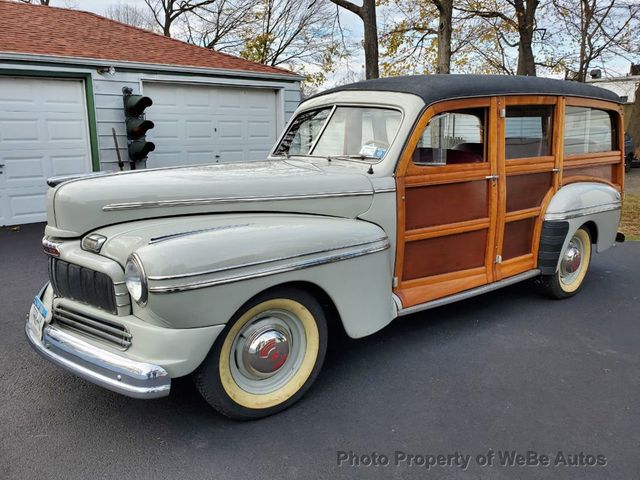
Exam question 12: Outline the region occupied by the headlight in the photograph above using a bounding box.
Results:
[125,254,148,305]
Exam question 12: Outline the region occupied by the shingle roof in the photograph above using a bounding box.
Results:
[0,0,297,77]
[315,74,622,104]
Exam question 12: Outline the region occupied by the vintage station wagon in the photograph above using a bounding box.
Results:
[26,75,625,419]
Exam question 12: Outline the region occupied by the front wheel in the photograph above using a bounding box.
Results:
[194,287,328,420]
[537,227,592,299]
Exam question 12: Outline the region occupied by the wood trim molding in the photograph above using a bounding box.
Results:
[504,95,558,106]
[562,175,619,189]
[405,217,490,242]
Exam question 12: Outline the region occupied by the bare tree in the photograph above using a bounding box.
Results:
[105,3,156,31]
[434,0,454,74]
[330,0,379,79]
[380,0,455,74]
[180,0,253,52]
[458,0,542,76]
[555,0,640,82]
[239,0,343,72]
[142,0,217,37]
[379,0,487,75]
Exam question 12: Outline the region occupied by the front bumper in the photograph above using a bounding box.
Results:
[25,317,171,399]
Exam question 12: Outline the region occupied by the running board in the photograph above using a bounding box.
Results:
[397,269,541,317]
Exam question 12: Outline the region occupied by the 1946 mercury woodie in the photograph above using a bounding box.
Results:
[26,75,626,419]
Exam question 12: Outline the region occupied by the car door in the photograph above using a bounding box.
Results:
[394,98,500,308]
[494,96,560,280]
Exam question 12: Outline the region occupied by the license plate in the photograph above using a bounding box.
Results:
[30,296,48,338]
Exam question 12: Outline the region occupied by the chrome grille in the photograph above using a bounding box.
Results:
[53,305,132,349]
[48,258,117,313]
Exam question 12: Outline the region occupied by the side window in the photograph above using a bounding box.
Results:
[564,106,617,155]
[412,109,486,166]
[505,106,553,159]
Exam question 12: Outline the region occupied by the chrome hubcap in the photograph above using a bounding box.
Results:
[560,237,584,284]
[241,325,291,378]
[230,309,306,394]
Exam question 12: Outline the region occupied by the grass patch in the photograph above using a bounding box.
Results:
[621,193,640,241]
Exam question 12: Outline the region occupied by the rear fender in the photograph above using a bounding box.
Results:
[541,182,622,273]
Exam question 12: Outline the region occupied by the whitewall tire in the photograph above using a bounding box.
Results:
[194,287,328,420]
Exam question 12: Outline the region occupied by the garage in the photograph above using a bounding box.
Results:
[0,77,92,225]
[144,83,279,167]
[0,1,301,226]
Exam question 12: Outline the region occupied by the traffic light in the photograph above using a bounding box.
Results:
[122,87,155,167]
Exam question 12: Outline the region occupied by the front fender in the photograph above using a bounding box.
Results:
[102,214,395,338]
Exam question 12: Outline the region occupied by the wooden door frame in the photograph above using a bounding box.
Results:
[393,97,499,307]
[494,95,560,280]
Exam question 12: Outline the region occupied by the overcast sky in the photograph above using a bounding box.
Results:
[49,0,366,87]
[29,0,632,83]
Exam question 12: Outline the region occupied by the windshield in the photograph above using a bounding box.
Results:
[273,106,402,160]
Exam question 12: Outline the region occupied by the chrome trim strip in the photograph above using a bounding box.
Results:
[102,190,373,211]
[37,282,49,299]
[397,270,541,316]
[42,237,62,257]
[374,187,396,193]
[112,281,126,286]
[544,203,621,221]
[147,236,389,281]
[149,240,390,293]
[149,223,251,245]
[25,322,170,399]
[308,105,337,155]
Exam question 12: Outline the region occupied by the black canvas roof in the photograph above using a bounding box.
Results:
[313,74,621,105]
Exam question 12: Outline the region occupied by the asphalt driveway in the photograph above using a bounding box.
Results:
[1,223,639,480]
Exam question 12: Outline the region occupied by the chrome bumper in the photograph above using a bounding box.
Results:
[25,320,171,399]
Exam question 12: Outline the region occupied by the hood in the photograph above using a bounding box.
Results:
[46,160,375,237]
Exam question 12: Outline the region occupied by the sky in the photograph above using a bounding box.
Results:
[28,0,634,86]
[46,0,366,87]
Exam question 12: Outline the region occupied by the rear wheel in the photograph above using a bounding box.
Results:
[538,227,592,299]
[194,287,327,420]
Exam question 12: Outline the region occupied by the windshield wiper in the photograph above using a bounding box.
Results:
[327,154,378,162]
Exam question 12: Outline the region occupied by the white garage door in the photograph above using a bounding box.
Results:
[144,82,278,168]
[0,77,92,226]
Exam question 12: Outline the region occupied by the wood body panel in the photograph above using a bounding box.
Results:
[394,94,624,309]
[502,217,536,260]
[403,230,487,280]
[506,172,553,212]
[405,181,488,230]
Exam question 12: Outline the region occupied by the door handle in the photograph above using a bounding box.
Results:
[485,174,499,180]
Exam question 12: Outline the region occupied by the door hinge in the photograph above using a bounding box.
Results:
[495,255,502,264]
[499,108,506,118]
[392,276,399,288]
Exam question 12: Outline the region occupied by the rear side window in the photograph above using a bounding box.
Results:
[564,107,617,155]
[505,106,553,159]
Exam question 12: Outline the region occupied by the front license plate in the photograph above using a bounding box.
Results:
[30,296,48,338]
